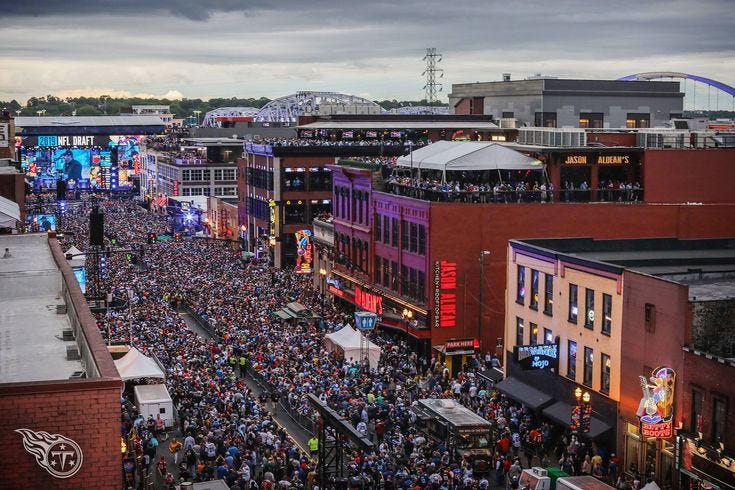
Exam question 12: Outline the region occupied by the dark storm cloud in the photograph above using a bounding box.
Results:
[0,0,732,100]
[0,0,272,21]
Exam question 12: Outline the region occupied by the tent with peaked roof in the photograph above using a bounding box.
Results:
[0,196,20,228]
[64,245,86,268]
[114,347,165,381]
[324,324,381,369]
[395,141,543,182]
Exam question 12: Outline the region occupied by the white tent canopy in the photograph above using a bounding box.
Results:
[64,245,86,268]
[114,347,166,381]
[0,196,20,228]
[324,324,381,369]
[396,141,543,172]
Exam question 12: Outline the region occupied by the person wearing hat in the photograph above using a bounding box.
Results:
[61,150,82,181]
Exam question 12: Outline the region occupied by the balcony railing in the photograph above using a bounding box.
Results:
[386,182,644,203]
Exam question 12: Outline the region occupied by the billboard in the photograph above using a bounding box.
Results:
[20,134,141,191]
[294,229,313,274]
[26,214,57,232]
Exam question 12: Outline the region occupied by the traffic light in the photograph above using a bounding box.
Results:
[146,232,157,244]
[174,232,182,242]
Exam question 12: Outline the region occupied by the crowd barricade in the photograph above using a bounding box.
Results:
[248,364,317,436]
[181,304,222,342]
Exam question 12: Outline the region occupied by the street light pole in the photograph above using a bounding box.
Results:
[478,250,490,352]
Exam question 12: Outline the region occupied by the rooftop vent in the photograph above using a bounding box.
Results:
[69,371,86,379]
[56,304,67,314]
[62,328,75,341]
[66,345,80,361]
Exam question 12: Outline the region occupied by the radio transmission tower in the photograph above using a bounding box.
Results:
[422,48,444,103]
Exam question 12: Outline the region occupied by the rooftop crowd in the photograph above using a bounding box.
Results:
[46,195,633,490]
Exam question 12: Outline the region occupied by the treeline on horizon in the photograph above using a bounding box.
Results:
[0,94,447,118]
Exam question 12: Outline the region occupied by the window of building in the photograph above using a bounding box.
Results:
[391,261,398,291]
[568,340,577,380]
[644,303,656,333]
[602,293,612,336]
[409,222,418,253]
[579,112,604,129]
[401,220,409,250]
[418,225,426,255]
[530,270,539,310]
[401,265,408,295]
[544,273,553,315]
[409,268,418,299]
[502,111,514,118]
[585,288,595,329]
[601,353,611,395]
[516,265,526,304]
[391,218,398,247]
[375,256,382,284]
[516,317,524,346]
[691,390,703,434]
[544,328,554,344]
[569,284,578,324]
[530,323,538,345]
[713,397,727,443]
[375,213,382,242]
[418,270,426,302]
[534,111,557,128]
[626,113,651,128]
[381,216,389,244]
[583,347,594,387]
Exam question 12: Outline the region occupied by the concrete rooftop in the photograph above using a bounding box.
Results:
[0,234,83,383]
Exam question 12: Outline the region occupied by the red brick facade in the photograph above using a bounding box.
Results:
[0,236,123,489]
[0,381,122,489]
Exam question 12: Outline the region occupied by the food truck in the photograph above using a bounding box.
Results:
[412,398,493,474]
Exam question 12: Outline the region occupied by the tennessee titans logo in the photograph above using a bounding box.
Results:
[15,428,84,479]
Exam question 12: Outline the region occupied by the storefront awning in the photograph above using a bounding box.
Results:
[274,310,293,320]
[477,368,504,385]
[494,377,554,410]
[542,401,613,440]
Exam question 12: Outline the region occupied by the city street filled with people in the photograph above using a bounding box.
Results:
[49,195,622,490]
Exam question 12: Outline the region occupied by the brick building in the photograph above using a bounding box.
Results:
[0,233,123,489]
[502,237,735,490]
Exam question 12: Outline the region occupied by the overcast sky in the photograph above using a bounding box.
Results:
[1,0,733,103]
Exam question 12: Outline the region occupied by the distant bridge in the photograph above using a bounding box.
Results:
[618,72,735,111]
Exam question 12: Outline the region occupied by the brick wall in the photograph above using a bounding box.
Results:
[0,382,122,489]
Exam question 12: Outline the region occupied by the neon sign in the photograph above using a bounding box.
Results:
[637,366,676,439]
[294,229,313,274]
[434,260,457,327]
[355,286,383,314]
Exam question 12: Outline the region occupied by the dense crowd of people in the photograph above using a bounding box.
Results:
[45,195,630,489]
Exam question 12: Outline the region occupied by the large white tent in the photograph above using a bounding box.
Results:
[324,324,381,369]
[0,196,20,228]
[396,141,543,180]
[114,347,166,381]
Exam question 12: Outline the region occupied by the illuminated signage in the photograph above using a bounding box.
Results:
[597,155,631,165]
[37,135,96,147]
[355,286,383,315]
[294,229,313,274]
[637,366,676,439]
[445,339,478,351]
[434,260,457,328]
[172,179,179,196]
[564,155,588,165]
[328,285,346,298]
[514,343,560,370]
[564,154,632,165]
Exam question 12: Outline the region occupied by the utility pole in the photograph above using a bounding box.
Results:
[422,48,444,104]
